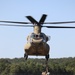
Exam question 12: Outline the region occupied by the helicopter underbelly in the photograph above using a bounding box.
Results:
[24,42,50,56]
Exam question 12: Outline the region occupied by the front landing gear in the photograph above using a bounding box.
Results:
[45,54,49,61]
[42,54,50,75]
[24,53,28,60]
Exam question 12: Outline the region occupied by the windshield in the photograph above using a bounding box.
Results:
[31,33,44,39]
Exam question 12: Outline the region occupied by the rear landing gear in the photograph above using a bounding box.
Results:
[24,53,28,60]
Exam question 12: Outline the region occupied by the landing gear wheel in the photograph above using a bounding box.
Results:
[45,54,49,61]
[24,53,28,60]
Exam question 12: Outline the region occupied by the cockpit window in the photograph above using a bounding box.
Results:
[30,33,44,39]
[40,34,43,38]
[31,33,35,38]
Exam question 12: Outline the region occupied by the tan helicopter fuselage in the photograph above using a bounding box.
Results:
[24,37,50,56]
[24,25,50,56]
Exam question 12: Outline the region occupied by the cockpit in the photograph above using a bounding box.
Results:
[27,33,49,43]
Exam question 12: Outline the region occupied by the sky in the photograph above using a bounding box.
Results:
[0,0,75,59]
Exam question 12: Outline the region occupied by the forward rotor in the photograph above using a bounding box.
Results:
[0,14,75,28]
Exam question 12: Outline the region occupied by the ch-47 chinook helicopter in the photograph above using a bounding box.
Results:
[0,14,75,61]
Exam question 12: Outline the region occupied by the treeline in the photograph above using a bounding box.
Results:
[0,57,75,75]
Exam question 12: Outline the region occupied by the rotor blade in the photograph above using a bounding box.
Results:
[39,14,47,24]
[1,24,75,28]
[43,26,75,28]
[0,21,31,24]
[0,24,33,27]
[44,21,75,24]
[26,16,39,25]
[1,21,75,25]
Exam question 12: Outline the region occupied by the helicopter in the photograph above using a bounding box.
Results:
[0,14,75,61]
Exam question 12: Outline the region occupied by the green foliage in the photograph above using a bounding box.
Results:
[0,57,75,75]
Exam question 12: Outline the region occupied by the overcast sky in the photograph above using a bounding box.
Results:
[0,0,75,58]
